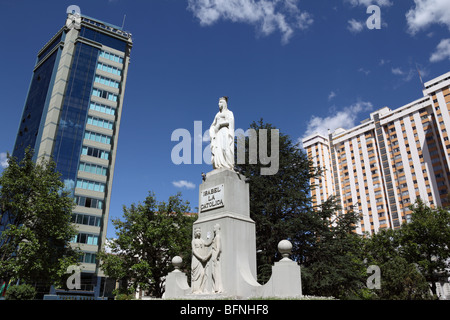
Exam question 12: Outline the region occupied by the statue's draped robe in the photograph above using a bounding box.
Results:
[191,238,207,293]
[209,109,234,170]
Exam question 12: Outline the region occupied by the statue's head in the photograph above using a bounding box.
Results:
[218,96,228,111]
[194,228,201,238]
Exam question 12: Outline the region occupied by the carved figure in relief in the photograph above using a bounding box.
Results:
[191,228,211,294]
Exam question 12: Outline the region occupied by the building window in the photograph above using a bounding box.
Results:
[71,233,99,245]
[87,116,114,130]
[94,75,120,89]
[84,130,112,145]
[100,50,124,64]
[79,252,97,264]
[97,62,122,76]
[92,88,118,102]
[71,213,102,227]
[431,157,440,163]
[75,196,104,209]
[82,146,110,160]
[79,162,108,176]
[90,102,116,115]
[76,178,106,193]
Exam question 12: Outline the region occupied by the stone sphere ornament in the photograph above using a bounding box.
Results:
[172,256,183,271]
[278,240,292,260]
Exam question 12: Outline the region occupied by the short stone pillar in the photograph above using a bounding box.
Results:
[260,240,302,298]
[191,168,260,298]
[163,256,190,299]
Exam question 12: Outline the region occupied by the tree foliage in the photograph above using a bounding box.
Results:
[378,256,431,300]
[362,227,432,300]
[0,148,79,288]
[398,199,450,296]
[234,120,450,300]
[301,199,366,299]
[4,283,37,300]
[98,192,195,298]
[361,198,450,299]
[235,120,366,298]
[235,120,318,278]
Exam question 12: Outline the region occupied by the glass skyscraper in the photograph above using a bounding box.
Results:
[12,9,132,298]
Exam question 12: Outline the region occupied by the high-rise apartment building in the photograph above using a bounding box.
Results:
[11,9,132,297]
[303,71,450,235]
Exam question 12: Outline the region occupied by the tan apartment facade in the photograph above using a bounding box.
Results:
[303,71,450,235]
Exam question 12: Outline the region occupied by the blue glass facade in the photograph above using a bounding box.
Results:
[79,26,127,52]
[37,33,62,63]
[13,50,60,161]
[52,42,100,191]
[51,27,128,193]
[8,17,131,299]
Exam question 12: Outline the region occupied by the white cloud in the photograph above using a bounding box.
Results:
[358,67,370,75]
[345,0,392,7]
[391,66,423,83]
[328,91,337,101]
[391,67,404,75]
[406,0,450,35]
[430,38,450,62]
[0,153,8,169]
[301,101,374,142]
[347,19,364,33]
[187,0,313,44]
[172,180,196,189]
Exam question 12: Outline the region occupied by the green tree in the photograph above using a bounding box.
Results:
[235,120,320,283]
[399,199,450,297]
[235,120,366,298]
[362,228,432,300]
[378,256,432,300]
[4,283,37,300]
[0,148,79,290]
[98,192,195,298]
[363,228,400,266]
[301,199,366,299]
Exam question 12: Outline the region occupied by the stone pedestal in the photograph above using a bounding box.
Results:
[192,168,260,298]
[164,257,191,299]
[164,169,303,299]
[259,240,302,298]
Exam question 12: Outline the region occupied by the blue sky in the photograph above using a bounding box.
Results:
[0,0,449,239]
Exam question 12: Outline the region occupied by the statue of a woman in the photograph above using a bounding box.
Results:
[211,224,223,293]
[209,96,234,170]
[191,228,211,293]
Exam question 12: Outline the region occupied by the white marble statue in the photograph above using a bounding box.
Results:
[210,224,223,293]
[191,228,211,294]
[191,224,224,294]
[210,96,235,170]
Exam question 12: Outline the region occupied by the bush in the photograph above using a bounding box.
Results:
[114,293,135,300]
[5,284,37,300]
